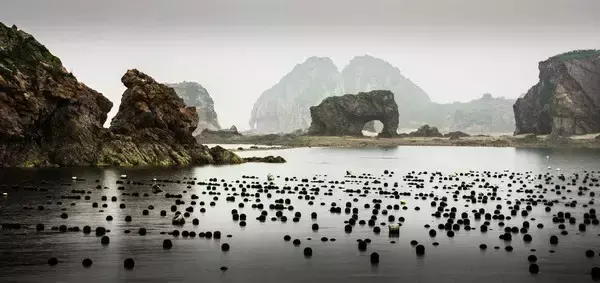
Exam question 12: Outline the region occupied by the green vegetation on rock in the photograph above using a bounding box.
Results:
[548,49,600,62]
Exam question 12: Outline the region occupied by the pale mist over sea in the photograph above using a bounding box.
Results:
[1,0,599,130]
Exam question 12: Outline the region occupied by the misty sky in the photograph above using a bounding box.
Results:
[2,0,599,129]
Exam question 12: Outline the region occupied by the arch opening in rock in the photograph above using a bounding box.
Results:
[362,120,384,136]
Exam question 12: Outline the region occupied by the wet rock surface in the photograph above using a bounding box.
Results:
[308,90,399,137]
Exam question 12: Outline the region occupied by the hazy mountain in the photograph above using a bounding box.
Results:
[166,82,221,135]
[249,56,343,133]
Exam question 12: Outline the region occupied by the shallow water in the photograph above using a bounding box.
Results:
[1,146,600,283]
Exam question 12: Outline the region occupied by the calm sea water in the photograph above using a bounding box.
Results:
[1,146,599,283]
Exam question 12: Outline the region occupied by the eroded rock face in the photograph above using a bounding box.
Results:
[249,57,343,133]
[514,50,600,135]
[308,90,399,137]
[167,81,221,134]
[0,23,113,167]
[100,69,242,166]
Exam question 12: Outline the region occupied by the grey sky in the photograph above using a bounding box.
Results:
[2,0,599,129]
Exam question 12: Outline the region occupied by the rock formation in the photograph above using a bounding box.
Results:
[166,81,221,134]
[406,125,443,137]
[514,50,600,136]
[308,90,399,137]
[199,125,242,139]
[0,23,113,167]
[100,69,242,166]
[0,23,282,167]
[249,57,343,133]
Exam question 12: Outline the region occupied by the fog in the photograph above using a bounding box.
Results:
[2,0,599,130]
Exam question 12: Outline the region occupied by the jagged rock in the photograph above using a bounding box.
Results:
[167,82,221,134]
[342,55,431,125]
[249,57,343,133]
[408,125,443,137]
[0,22,113,167]
[0,23,248,167]
[308,90,399,137]
[243,156,286,163]
[514,50,600,136]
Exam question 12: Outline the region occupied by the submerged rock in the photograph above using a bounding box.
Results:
[513,50,600,136]
[308,90,399,137]
[242,156,286,163]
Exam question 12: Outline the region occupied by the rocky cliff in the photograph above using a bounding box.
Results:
[249,57,343,133]
[0,23,255,167]
[308,90,399,137]
[514,50,600,136]
[166,81,221,134]
[0,23,113,167]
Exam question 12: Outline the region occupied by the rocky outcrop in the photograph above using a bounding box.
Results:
[0,23,113,167]
[199,125,242,139]
[249,57,343,133]
[308,90,399,137]
[407,125,443,137]
[100,69,243,166]
[514,50,600,136]
[444,131,470,139]
[166,81,221,134]
[0,23,277,167]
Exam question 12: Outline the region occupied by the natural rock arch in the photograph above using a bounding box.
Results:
[308,90,399,137]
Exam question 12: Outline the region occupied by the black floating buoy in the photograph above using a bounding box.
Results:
[528,255,537,262]
[138,228,147,236]
[221,243,230,252]
[529,263,539,274]
[586,250,595,257]
[163,239,173,249]
[479,244,487,250]
[592,267,600,279]
[304,247,313,257]
[293,239,301,246]
[101,236,110,245]
[82,258,93,268]
[358,241,367,251]
[83,226,91,234]
[220,266,228,272]
[36,224,45,231]
[370,252,380,264]
[416,244,425,255]
[284,235,291,241]
[312,223,319,231]
[550,235,558,245]
[48,257,58,266]
[124,258,135,270]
